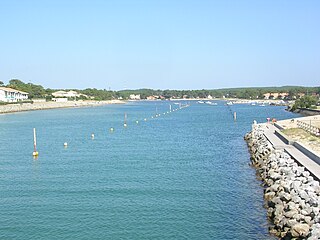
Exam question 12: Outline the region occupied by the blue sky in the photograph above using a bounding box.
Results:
[0,0,319,90]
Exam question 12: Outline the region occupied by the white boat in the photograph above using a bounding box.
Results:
[198,101,204,104]
[206,101,217,105]
[226,102,233,105]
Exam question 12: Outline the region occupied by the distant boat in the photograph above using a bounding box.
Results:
[251,102,256,106]
[259,104,266,107]
[198,101,204,104]
[206,101,217,105]
[226,102,233,105]
[173,103,180,105]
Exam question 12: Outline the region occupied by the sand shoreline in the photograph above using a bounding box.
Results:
[0,100,125,115]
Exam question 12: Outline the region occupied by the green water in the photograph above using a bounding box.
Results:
[0,101,298,239]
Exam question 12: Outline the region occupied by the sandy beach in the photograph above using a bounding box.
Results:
[0,100,125,114]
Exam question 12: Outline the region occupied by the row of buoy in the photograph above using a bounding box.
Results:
[32,103,190,158]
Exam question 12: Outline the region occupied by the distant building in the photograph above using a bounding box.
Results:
[129,94,141,100]
[146,96,156,100]
[146,95,165,100]
[52,90,81,98]
[0,87,29,102]
[52,91,67,97]
[32,99,46,103]
[263,92,289,100]
[207,95,213,99]
[52,98,68,102]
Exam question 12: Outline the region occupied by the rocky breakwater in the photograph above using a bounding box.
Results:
[245,126,320,239]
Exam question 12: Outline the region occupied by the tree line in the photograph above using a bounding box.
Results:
[1,79,319,101]
[291,95,319,111]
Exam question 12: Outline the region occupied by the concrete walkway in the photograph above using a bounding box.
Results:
[260,123,320,181]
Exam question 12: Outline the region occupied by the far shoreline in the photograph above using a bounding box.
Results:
[133,98,290,105]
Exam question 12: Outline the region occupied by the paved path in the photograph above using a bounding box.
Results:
[260,123,320,181]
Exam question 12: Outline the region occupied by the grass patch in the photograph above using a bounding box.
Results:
[282,128,320,142]
[282,128,305,136]
[282,128,320,154]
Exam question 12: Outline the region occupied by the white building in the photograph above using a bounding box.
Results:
[52,97,68,102]
[33,99,46,103]
[129,94,141,100]
[52,90,81,98]
[0,87,29,102]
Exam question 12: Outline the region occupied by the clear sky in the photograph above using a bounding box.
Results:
[0,0,319,90]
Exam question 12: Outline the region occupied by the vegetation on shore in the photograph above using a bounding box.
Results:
[1,79,320,101]
[290,95,318,111]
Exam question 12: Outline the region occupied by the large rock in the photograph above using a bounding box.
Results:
[304,216,312,225]
[302,171,310,178]
[312,207,319,215]
[291,223,310,238]
[284,209,299,218]
[291,181,302,191]
[309,223,320,240]
[264,191,275,201]
[286,219,298,227]
[274,204,284,217]
[269,183,280,192]
[245,128,320,239]
[279,191,292,202]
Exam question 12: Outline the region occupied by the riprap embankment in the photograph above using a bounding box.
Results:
[245,125,320,239]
